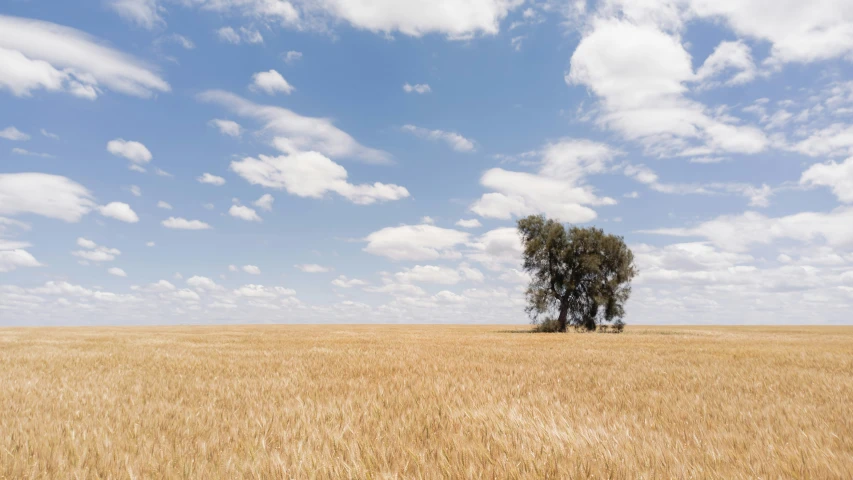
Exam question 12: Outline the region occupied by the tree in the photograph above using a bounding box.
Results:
[517,215,637,332]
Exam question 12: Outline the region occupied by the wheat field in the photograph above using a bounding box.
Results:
[1,325,851,479]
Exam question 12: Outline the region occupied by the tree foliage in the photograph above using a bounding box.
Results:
[517,215,637,332]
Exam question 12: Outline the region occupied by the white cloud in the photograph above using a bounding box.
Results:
[72,238,121,262]
[157,201,172,210]
[107,139,152,165]
[228,265,238,272]
[251,69,295,95]
[162,217,212,230]
[420,216,435,225]
[455,218,482,228]
[0,15,169,98]
[283,50,302,63]
[567,18,767,157]
[12,148,53,158]
[209,119,242,137]
[229,204,262,222]
[305,0,523,38]
[230,152,409,205]
[216,26,264,44]
[624,163,773,207]
[98,202,139,223]
[393,264,482,285]
[160,33,194,49]
[216,27,241,44]
[108,267,127,277]
[146,241,155,247]
[688,0,853,65]
[253,194,274,211]
[77,237,97,249]
[155,168,172,177]
[401,124,475,152]
[242,265,261,274]
[128,185,142,197]
[186,275,220,291]
[0,126,29,140]
[295,263,330,273]
[240,27,264,44]
[694,40,756,88]
[800,157,853,203]
[0,239,41,272]
[791,124,853,158]
[403,83,431,94]
[233,284,295,298]
[471,139,618,222]
[331,275,367,288]
[40,128,59,140]
[510,35,525,51]
[466,227,522,271]
[198,90,390,164]
[644,207,853,252]
[0,173,95,222]
[364,224,469,261]
[107,0,163,29]
[197,173,226,186]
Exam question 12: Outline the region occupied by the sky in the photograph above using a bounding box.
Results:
[1,0,852,326]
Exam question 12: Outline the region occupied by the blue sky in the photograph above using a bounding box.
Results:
[1,0,852,325]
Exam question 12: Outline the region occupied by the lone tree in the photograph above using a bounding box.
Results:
[517,215,637,332]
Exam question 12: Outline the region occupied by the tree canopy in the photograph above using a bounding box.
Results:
[517,215,637,332]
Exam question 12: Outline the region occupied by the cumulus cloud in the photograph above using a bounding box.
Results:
[229,204,262,222]
[108,267,127,277]
[0,173,95,222]
[157,200,172,210]
[242,265,261,274]
[403,83,431,94]
[186,275,220,291]
[198,90,391,164]
[107,139,152,165]
[331,275,367,288]
[800,157,853,203]
[0,126,29,140]
[465,227,523,271]
[107,0,163,29]
[233,284,295,297]
[162,217,212,230]
[197,173,226,186]
[394,264,483,285]
[98,202,139,223]
[283,50,302,63]
[644,207,853,252]
[72,237,121,262]
[295,263,330,273]
[401,124,475,152]
[216,26,264,45]
[567,18,767,157]
[230,151,409,205]
[455,218,482,228]
[694,40,756,88]
[0,15,169,99]
[209,119,242,137]
[253,194,274,211]
[364,224,469,261]
[251,69,295,95]
[470,139,618,222]
[0,239,41,272]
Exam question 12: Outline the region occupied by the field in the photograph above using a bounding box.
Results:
[1,325,852,479]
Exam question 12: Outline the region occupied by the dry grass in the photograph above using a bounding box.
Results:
[1,325,852,479]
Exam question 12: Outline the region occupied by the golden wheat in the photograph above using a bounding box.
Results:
[1,325,851,479]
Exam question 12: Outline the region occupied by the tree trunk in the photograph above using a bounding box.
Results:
[556,299,569,332]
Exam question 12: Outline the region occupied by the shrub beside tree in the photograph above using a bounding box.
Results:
[517,214,637,332]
